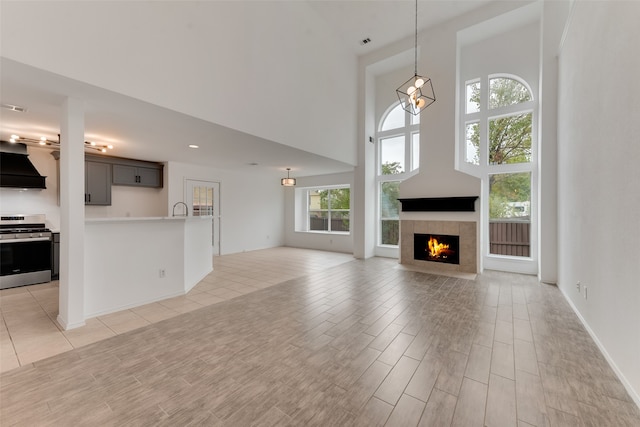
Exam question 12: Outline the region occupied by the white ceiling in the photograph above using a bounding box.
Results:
[0,0,493,178]
[309,0,494,55]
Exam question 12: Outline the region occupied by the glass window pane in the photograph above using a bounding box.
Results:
[380,103,405,131]
[329,188,350,210]
[380,181,400,245]
[411,111,420,125]
[331,210,350,232]
[199,186,207,206]
[309,210,328,231]
[411,133,420,170]
[465,122,479,165]
[489,77,532,109]
[380,136,404,174]
[207,188,214,215]
[192,187,201,216]
[309,189,322,209]
[466,81,480,113]
[489,113,532,164]
[489,172,531,257]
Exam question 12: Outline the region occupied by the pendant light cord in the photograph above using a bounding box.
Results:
[414,0,418,77]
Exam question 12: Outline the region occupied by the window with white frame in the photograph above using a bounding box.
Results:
[463,75,534,169]
[377,101,419,246]
[461,74,537,260]
[305,186,350,233]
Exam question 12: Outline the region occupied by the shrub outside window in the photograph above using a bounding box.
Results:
[308,187,350,233]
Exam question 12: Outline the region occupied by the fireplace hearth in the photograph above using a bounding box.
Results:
[414,233,460,265]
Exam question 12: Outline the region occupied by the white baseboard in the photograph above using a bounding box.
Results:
[56,314,86,331]
[84,289,186,319]
[558,286,640,409]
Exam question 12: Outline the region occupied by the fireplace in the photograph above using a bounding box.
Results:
[400,220,477,274]
[414,234,460,265]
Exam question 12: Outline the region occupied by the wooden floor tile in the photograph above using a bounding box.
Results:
[418,388,457,426]
[485,373,517,426]
[0,249,638,426]
[451,377,488,427]
[385,393,426,426]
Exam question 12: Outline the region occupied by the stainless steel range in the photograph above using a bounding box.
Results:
[0,214,52,289]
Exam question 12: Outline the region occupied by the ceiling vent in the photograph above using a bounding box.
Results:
[1,103,27,113]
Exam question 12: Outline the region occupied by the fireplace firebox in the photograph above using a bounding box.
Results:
[414,233,460,265]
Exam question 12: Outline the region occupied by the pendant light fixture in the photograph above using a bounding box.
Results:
[281,168,296,186]
[396,0,436,115]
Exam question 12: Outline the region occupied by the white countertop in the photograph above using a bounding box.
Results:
[86,215,212,223]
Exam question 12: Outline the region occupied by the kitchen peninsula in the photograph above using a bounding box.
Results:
[84,215,212,317]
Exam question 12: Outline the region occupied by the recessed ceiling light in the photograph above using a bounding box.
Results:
[188,144,199,149]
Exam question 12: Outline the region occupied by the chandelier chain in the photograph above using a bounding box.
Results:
[414,0,418,77]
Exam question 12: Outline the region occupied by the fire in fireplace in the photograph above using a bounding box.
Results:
[414,233,460,265]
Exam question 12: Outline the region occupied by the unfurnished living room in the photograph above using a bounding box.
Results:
[1,1,639,426]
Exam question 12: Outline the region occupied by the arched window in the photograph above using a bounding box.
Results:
[376,101,420,248]
[463,75,534,168]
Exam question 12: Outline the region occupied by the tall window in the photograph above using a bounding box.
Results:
[461,74,537,266]
[307,187,350,233]
[377,101,419,246]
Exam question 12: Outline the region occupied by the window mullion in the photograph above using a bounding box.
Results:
[327,189,332,232]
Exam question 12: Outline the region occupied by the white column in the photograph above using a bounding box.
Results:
[538,0,570,284]
[57,97,86,330]
[353,65,376,259]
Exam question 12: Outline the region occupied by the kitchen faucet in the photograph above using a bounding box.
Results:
[172,201,189,217]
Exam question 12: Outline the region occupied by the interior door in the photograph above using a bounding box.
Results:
[186,179,221,256]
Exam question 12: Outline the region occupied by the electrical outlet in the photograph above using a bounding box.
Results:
[159,269,166,278]
[576,281,581,292]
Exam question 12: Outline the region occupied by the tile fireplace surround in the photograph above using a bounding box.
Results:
[400,220,477,274]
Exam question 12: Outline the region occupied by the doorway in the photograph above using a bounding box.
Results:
[186,179,221,256]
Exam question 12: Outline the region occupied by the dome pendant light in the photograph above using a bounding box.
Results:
[281,168,296,186]
[396,0,436,115]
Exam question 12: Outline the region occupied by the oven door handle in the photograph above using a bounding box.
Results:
[0,237,52,244]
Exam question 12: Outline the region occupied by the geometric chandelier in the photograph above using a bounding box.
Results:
[396,0,436,115]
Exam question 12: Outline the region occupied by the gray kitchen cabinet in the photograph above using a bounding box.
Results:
[85,160,112,205]
[112,164,162,188]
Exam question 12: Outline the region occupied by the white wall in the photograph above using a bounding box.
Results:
[85,179,167,219]
[167,161,285,255]
[538,0,571,284]
[558,0,640,405]
[0,146,60,228]
[284,171,354,254]
[84,217,212,317]
[0,1,358,166]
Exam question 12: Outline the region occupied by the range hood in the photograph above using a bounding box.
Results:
[0,142,47,189]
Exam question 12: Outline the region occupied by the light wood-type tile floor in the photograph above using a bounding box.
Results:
[0,247,353,372]
[1,248,639,426]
